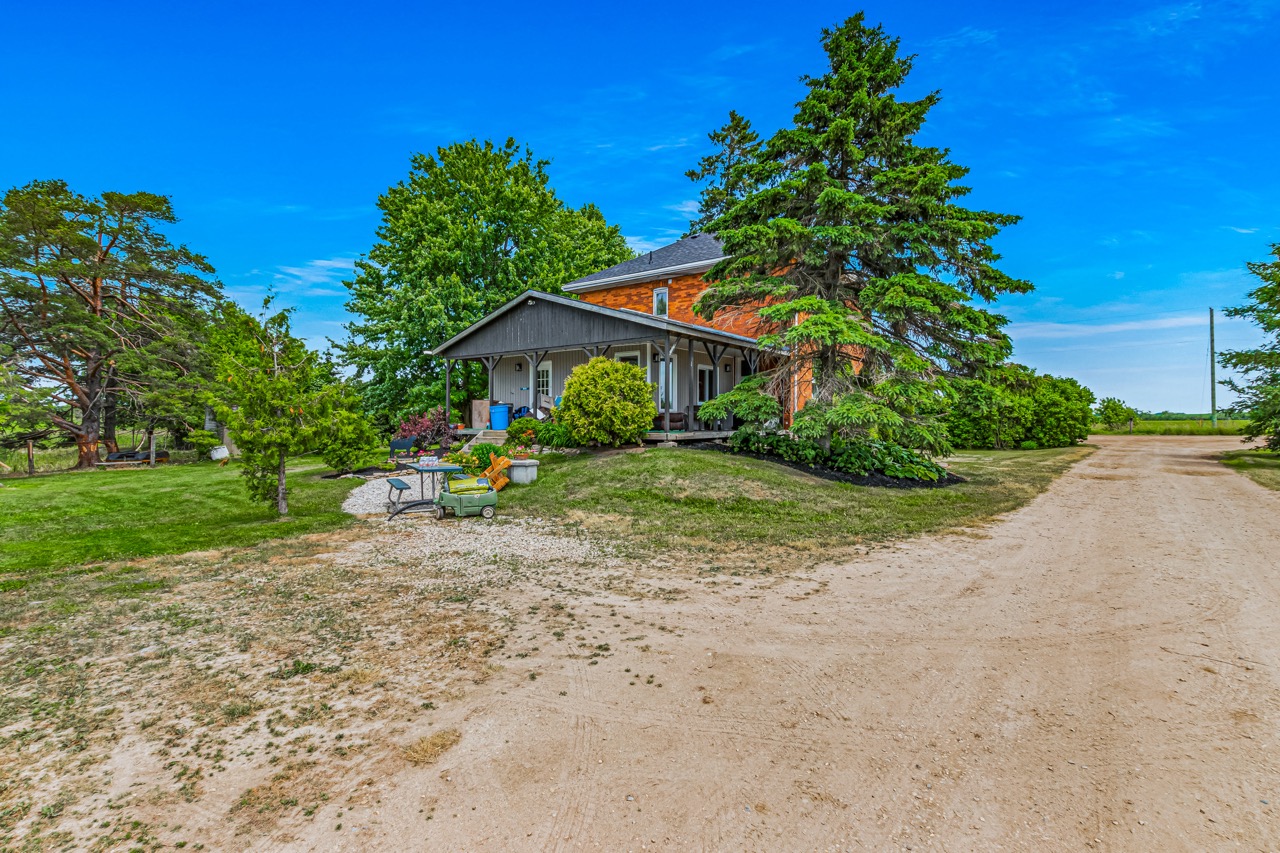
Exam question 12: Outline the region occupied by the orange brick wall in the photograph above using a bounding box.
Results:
[577,272,767,339]
[576,272,816,415]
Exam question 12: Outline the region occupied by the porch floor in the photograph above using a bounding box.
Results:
[643,430,732,443]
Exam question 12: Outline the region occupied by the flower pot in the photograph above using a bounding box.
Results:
[513,453,530,461]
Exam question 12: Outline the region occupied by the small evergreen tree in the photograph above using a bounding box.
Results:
[1221,244,1280,450]
[216,300,337,515]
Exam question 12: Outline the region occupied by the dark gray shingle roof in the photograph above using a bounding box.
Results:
[564,233,725,288]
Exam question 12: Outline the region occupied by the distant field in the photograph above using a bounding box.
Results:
[1092,419,1246,436]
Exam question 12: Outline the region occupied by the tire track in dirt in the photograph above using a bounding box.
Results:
[307,437,1280,851]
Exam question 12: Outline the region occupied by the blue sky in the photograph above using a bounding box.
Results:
[2,0,1276,412]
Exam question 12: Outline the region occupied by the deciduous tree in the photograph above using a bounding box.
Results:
[1095,396,1137,431]
[341,139,632,421]
[694,15,1031,455]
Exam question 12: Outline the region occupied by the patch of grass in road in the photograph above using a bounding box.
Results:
[1221,449,1280,491]
[0,458,359,576]
[501,445,1092,552]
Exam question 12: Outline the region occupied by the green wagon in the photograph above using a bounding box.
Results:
[434,482,498,520]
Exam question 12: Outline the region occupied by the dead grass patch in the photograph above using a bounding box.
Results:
[402,728,461,765]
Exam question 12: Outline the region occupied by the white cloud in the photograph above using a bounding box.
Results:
[645,138,693,152]
[1009,314,1204,340]
[1228,226,1259,234]
[1110,271,1125,279]
[273,257,357,293]
[625,235,670,253]
[666,200,700,216]
[929,26,998,52]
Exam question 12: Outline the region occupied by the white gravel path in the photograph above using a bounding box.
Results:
[343,472,443,516]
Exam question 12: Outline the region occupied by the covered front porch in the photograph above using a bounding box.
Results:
[432,291,762,440]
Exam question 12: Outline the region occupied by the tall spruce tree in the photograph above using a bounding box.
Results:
[1221,244,1280,449]
[341,139,632,421]
[684,110,763,235]
[695,15,1031,454]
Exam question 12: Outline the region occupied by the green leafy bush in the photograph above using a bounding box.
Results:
[727,428,946,481]
[320,409,380,474]
[1094,397,1137,430]
[506,416,540,447]
[468,442,505,466]
[946,367,1094,449]
[1019,440,1039,450]
[558,358,657,447]
[535,420,577,449]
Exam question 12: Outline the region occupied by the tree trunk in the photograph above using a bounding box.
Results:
[276,448,288,516]
[74,388,103,469]
[102,388,119,454]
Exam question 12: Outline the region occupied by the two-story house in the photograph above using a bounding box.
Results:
[432,233,805,438]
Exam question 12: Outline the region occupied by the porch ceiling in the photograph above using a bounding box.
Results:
[430,290,760,361]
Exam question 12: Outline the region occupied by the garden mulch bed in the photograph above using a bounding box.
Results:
[687,441,965,489]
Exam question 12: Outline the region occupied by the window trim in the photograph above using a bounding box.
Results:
[536,360,552,398]
[615,350,641,367]
[697,364,716,404]
[652,286,669,317]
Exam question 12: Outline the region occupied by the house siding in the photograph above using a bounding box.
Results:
[483,343,739,427]
[578,271,764,339]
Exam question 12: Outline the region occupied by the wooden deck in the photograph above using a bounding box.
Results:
[643,430,732,443]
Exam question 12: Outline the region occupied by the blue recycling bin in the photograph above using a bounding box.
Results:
[490,403,512,430]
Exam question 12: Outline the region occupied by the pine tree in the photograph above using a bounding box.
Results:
[684,110,763,235]
[1221,244,1280,449]
[695,15,1031,454]
[0,180,219,467]
[215,300,336,515]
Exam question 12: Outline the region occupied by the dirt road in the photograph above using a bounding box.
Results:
[303,436,1280,851]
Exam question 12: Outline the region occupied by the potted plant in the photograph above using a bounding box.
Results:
[510,445,530,460]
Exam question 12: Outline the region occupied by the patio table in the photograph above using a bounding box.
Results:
[389,462,464,518]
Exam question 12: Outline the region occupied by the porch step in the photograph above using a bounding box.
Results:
[461,430,507,453]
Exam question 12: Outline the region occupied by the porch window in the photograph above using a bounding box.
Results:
[537,361,552,398]
[652,287,668,317]
[697,365,715,403]
[615,351,640,367]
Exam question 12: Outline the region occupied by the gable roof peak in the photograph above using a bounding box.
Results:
[563,233,725,291]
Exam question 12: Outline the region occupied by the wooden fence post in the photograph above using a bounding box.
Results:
[149,432,156,468]
[27,440,35,476]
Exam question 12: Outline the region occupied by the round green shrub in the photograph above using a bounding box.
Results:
[558,357,657,447]
[506,416,540,447]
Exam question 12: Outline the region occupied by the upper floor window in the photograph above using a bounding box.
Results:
[652,286,668,317]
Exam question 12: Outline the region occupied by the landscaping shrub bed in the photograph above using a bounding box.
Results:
[695,431,962,489]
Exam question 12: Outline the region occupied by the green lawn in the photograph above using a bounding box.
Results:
[1221,449,1280,491]
[1092,418,1245,436]
[501,445,1091,553]
[0,445,1090,583]
[0,458,360,579]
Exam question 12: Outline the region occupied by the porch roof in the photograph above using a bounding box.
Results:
[430,290,759,360]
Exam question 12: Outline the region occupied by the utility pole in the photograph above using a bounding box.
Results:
[1210,307,1218,427]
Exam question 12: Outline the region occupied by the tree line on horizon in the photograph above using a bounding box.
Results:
[3,13,1279,506]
